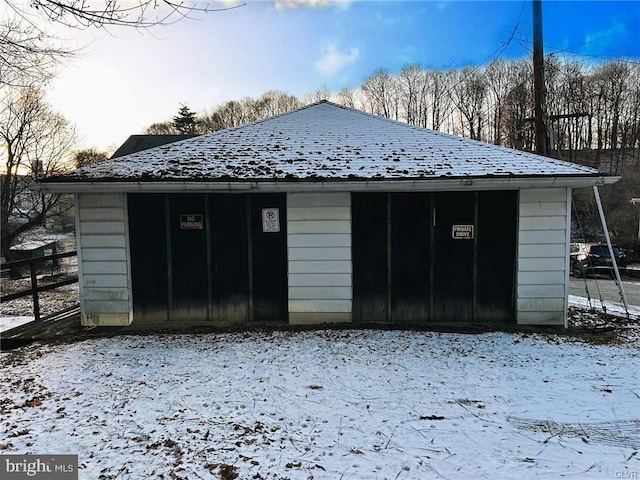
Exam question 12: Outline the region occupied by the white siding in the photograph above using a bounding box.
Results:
[76,193,132,326]
[287,193,352,325]
[516,188,570,326]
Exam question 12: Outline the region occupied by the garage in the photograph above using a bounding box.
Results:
[127,193,287,326]
[353,191,517,324]
[35,100,617,328]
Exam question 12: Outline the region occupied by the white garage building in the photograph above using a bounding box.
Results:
[36,101,617,329]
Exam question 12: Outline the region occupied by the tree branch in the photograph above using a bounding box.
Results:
[28,0,245,28]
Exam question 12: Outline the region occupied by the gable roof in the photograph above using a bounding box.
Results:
[110,135,200,159]
[41,101,612,190]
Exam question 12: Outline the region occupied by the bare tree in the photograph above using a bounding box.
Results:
[6,0,244,29]
[337,87,357,108]
[620,63,640,165]
[144,121,179,135]
[73,147,109,168]
[200,100,247,132]
[303,85,333,104]
[450,67,488,140]
[0,17,74,88]
[500,60,533,151]
[361,69,399,120]
[592,61,631,170]
[397,64,426,126]
[247,90,300,120]
[484,60,512,145]
[1,85,77,257]
[424,69,450,131]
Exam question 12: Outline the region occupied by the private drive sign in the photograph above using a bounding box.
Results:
[452,225,474,239]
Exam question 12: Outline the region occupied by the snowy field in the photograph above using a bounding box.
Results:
[1,328,638,479]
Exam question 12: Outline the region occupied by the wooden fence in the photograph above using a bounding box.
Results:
[1,251,78,321]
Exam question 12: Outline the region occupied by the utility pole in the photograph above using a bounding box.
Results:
[532,0,548,156]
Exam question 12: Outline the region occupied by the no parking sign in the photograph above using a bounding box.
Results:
[262,208,280,232]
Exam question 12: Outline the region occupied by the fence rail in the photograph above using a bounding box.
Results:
[1,251,78,321]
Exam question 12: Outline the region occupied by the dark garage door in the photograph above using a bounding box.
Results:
[352,191,517,324]
[128,193,287,325]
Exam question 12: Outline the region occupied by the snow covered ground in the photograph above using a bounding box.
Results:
[1,293,635,334]
[569,295,640,321]
[0,316,33,332]
[1,328,638,479]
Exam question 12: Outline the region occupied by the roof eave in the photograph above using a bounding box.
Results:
[31,175,619,194]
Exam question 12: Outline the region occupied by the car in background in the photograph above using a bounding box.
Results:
[570,242,627,277]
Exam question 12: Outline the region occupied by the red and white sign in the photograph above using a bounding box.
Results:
[262,208,280,233]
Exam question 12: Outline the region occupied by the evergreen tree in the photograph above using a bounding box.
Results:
[172,103,198,134]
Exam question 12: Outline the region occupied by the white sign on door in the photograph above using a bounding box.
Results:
[262,208,280,233]
[452,224,474,239]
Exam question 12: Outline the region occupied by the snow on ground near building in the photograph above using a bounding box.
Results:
[1,329,638,479]
[569,295,640,320]
[0,316,33,332]
[1,293,636,334]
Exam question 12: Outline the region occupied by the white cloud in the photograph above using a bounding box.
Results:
[314,42,359,77]
[274,0,353,10]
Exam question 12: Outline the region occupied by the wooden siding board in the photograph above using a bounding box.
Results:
[288,220,351,234]
[288,206,351,221]
[518,284,565,298]
[563,188,572,328]
[80,221,126,235]
[288,273,352,287]
[288,260,352,274]
[519,202,567,217]
[289,286,352,300]
[83,313,131,326]
[288,247,351,261]
[289,312,351,325]
[519,230,567,245]
[518,257,566,271]
[517,297,566,312]
[79,207,126,222]
[288,234,351,248]
[82,261,129,275]
[519,216,567,231]
[287,193,350,208]
[516,188,569,326]
[84,300,130,314]
[74,193,85,328]
[520,188,567,203]
[517,270,566,285]
[288,299,352,313]
[78,194,125,209]
[80,235,127,249]
[286,193,352,321]
[83,288,129,301]
[77,193,132,326]
[518,243,566,258]
[517,311,565,325]
[80,248,127,262]
[82,275,128,289]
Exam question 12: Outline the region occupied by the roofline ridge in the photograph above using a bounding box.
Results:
[202,100,332,136]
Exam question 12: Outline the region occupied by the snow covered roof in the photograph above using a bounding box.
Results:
[45,101,606,184]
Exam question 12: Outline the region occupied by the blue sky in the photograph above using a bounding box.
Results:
[31,0,640,151]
